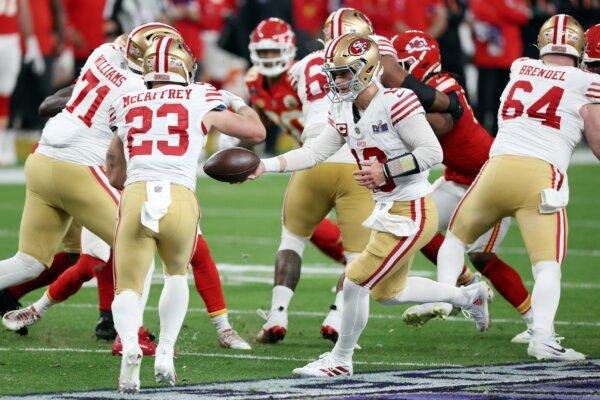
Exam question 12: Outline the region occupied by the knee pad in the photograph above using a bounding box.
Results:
[278,226,308,256]
[15,252,46,277]
[81,228,111,262]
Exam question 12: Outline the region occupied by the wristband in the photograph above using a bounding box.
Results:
[383,153,420,178]
[261,157,281,173]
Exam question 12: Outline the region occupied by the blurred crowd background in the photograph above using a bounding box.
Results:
[2,0,599,162]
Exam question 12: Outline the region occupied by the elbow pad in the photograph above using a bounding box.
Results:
[401,74,436,110]
[446,91,464,122]
[383,153,420,179]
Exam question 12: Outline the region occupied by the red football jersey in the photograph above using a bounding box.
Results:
[0,0,19,35]
[245,66,304,142]
[425,72,493,185]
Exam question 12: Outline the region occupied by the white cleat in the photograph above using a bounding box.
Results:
[512,329,565,344]
[118,345,142,394]
[402,302,454,327]
[256,308,288,343]
[320,306,342,343]
[2,305,41,331]
[461,281,493,332]
[528,336,585,361]
[218,329,252,350]
[154,345,177,386]
[292,352,353,378]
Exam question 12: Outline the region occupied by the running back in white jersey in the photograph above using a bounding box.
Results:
[38,43,145,166]
[492,57,600,171]
[110,83,226,191]
[329,86,431,202]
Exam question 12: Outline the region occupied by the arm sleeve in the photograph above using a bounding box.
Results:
[280,124,345,172]
[395,113,443,170]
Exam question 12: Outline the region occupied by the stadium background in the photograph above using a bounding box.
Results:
[0,0,600,397]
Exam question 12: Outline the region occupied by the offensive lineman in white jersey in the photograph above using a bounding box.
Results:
[108,37,264,392]
[249,34,491,377]
[437,14,600,361]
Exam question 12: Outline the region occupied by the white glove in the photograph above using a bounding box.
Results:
[24,36,45,76]
[219,89,247,113]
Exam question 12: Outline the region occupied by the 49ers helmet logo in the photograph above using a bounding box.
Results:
[348,38,371,56]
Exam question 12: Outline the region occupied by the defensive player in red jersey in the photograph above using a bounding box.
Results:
[0,0,44,164]
[583,24,600,75]
[244,18,355,343]
[392,31,535,343]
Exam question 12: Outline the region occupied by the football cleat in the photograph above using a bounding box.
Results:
[2,305,41,331]
[218,329,252,350]
[461,281,493,332]
[527,336,585,361]
[256,308,287,343]
[0,289,28,336]
[113,327,157,356]
[512,329,565,344]
[292,352,353,378]
[118,344,143,394]
[321,305,342,343]
[154,345,177,386]
[95,310,117,341]
[403,302,454,327]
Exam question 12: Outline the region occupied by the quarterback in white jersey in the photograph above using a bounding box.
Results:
[438,14,600,362]
[251,34,492,378]
[108,36,264,393]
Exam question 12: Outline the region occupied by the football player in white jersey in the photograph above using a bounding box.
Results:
[108,36,264,393]
[249,34,492,377]
[437,14,600,361]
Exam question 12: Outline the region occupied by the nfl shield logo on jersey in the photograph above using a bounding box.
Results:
[372,120,389,133]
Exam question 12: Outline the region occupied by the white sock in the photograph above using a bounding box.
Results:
[112,290,141,349]
[531,261,561,338]
[332,290,344,312]
[270,285,293,312]
[211,313,232,333]
[380,277,466,306]
[32,291,54,316]
[139,259,155,325]
[0,252,45,290]
[522,309,533,329]
[158,274,189,347]
[437,232,467,285]
[331,278,369,363]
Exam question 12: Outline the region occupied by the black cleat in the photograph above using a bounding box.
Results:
[0,289,28,336]
[95,310,116,341]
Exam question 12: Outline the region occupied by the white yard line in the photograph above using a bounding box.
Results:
[0,347,459,368]
[57,303,600,327]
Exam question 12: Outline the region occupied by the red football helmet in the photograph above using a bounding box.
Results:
[249,18,296,77]
[583,24,600,74]
[392,30,441,81]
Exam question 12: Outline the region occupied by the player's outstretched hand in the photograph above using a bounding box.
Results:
[246,162,266,181]
[353,159,386,190]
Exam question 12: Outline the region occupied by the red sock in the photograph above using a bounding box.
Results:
[9,252,77,299]
[421,233,471,282]
[310,219,345,263]
[480,255,531,314]
[95,253,114,312]
[190,235,227,316]
[47,254,105,303]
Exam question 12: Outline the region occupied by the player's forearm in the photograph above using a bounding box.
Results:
[582,105,600,160]
[402,114,444,170]
[38,85,74,117]
[106,135,126,190]
[425,112,454,137]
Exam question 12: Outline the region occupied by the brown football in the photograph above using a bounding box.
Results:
[203,147,261,183]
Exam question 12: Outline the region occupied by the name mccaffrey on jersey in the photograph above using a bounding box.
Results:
[93,55,127,87]
[122,88,193,106]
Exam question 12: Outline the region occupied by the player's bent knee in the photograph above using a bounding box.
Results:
[278,226,308,256]
[468,252,495,271]
[15,251,46,277]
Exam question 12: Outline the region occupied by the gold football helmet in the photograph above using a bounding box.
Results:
[143,37,195,86]
[323,8,373,45]
[538,14,585,60]
[126,22,184,72]
[323,34,381,102]
[113,33,128,54]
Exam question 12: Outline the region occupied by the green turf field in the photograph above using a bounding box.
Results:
[0,165,599,396]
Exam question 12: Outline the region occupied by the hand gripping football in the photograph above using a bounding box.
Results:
[203,147,261,183]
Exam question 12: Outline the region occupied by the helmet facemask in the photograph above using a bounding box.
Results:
[324,59,370,103]
[249,42,295,77]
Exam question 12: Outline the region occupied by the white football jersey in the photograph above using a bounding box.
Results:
[492,57,600,171]
[37,43,145,166]
[110,83,226,191]
[329,86,431,202]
